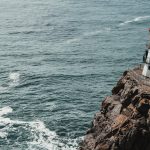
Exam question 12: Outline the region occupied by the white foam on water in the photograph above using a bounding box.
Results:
[49,102,56,112]
[0,106,80,150]
[0,106,13,138]
[28,120,60,150]
[28,120,80,150]
[0,131,8,138]
[0,72,20,93]
[9,72,20,83]
[0,106,13,117]
[66,38,81,44]
[119,16,150,26]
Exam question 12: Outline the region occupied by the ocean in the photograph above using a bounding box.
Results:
[0,0,150,149]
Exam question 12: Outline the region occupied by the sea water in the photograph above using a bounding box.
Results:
[0,0,150,149]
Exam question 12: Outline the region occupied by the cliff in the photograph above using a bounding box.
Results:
[80,66,150,150]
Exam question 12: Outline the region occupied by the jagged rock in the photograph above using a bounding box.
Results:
[80,68,150,150]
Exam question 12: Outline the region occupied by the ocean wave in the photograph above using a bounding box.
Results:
[0,106,13,117]
[0,131,8,138]
[0,106,80,150]
[8,29,48,35]
[65,38,81,44]
[28,121,81,150]
[83,27,111,37]
[119,16,150,26]
[0,72,20,93]
[9,72,20,87]
[65,27,111,44]
[0,106,13,138]
[0,86,8,93]
[9,31,20,35]
[28,120,81,150]
[9,72,20,83]
[9,31,36,35]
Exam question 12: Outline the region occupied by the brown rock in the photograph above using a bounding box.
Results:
[80,67,150,150]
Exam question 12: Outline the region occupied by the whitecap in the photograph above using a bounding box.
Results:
[28,120,80,150]
[66,38,81,44]
[9,72,20,87]
[0,106,80,150]
[0,131,8,138]
[0,72,21,93]
[0,106,13,139]
[119,16,150,26]
[0,106,13,117]
[9,72,20,82]
[28,120,59,150]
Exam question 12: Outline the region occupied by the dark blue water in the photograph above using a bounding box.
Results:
[0,0,150,149]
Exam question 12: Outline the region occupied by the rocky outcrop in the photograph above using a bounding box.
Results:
[80,67,150,150]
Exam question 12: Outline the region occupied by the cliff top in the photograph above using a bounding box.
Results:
[125,66,150,93]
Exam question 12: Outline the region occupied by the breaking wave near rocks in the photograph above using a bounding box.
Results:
[0,106,80,150]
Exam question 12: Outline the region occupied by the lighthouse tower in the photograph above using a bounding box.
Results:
[142,49,150,77]
[142,29,150,78]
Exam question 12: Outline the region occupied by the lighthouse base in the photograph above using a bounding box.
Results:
[142,64,150,78]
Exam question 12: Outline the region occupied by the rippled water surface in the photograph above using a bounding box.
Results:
[0,0,150,149]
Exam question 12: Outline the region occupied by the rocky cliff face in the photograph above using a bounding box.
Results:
[80,67,150,150]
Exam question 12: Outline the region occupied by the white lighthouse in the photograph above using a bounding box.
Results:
[142,49,150,78]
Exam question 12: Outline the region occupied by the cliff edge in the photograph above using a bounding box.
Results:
[80,66,150,150]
